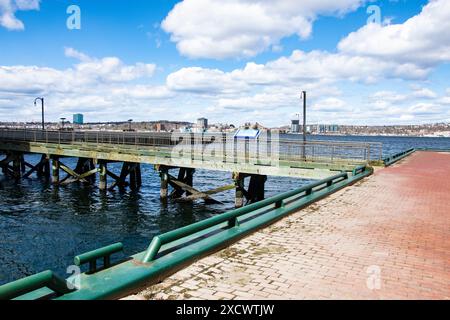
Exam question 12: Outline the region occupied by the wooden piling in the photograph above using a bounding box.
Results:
[20,154,25,173]
[185,168,194,196]
[248,174,267,204]
[135,164,142,188]
[234,172,245,208]
[43,155,50,180]
[12,154,21,180]
[52,156,60,184]
[160,167,169,199]
[130,163,137,191]
[88,159,96,183]
[119,162,130,190]
[99,161,107,190]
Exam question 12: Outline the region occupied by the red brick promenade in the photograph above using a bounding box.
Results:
[127,151,450,300]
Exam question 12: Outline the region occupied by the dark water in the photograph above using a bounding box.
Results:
[308,134,450,156]
[1,135,449,285]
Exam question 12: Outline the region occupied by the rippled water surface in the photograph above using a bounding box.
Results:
[1,135,449,284]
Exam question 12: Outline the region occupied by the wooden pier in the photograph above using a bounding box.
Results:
[0,128,381,207]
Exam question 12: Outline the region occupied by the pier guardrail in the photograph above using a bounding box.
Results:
[383,148,415,166]
[0,164,373,300]
[0,128,382,166]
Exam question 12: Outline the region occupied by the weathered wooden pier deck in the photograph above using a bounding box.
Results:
[0,128,381,207]
[127,151,450,300]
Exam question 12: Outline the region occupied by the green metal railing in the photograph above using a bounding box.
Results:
[142,172,348,263]
[0,165,373,300]
[74,243,124,273]
[0,271,73,300]
[383,148,415,166]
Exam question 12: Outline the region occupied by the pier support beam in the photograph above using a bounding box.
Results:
[233,172,245,208]
[233,172,267,207]
[51,156,60,184]
[1,152,25,180]
[159,166,169,200]
[170,168,195,199]
[99,161,107,191]
[12,155,21,180]
[248,174,267,204]
[58,158,98,186]
[87,159,96,184]
[74,158,96,184]
[156,165,231,204]
[36,154,50,180]
[108,162,142,191]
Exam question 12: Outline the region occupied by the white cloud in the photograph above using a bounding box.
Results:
[369,91,407,103]
[0,49,157,96]
[167,67,248,94]
[165,49,431,98]
[0,49,167,121]
[162,0,365,59]
[111,85,174,100]
[338,0,450,67]
[411,87,437,99]
[311,97,348,112]
[0,0,39,30]
[64,47,156,83]
[407,102,442,116]
[64,47,92,62]
[359,86,450,124]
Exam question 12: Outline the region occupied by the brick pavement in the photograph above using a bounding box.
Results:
[126,151,450,300]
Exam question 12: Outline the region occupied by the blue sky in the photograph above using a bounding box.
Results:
[1,0,449,126]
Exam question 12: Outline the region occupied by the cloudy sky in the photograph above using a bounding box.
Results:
[0,0,449,126]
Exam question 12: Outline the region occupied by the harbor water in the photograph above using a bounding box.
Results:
[1,135,449,285]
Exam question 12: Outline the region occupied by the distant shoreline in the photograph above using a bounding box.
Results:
[283,133,450,139]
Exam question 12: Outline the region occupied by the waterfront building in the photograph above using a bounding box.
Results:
[73,114,84,125]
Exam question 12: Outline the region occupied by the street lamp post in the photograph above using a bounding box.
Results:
[34,97,45,130]
[301,91,307,160]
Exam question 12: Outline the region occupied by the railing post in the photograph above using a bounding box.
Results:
[142,236,162,263]
[228,217,239,228]
[274,199,284,208]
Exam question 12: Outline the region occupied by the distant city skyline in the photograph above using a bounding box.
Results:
[1,0,450,126]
